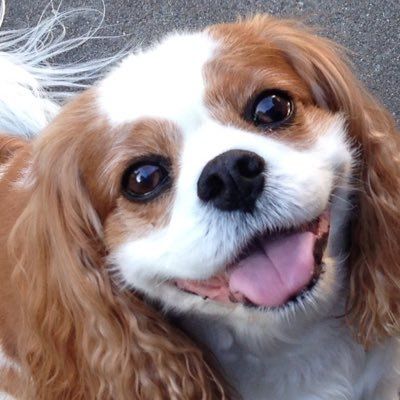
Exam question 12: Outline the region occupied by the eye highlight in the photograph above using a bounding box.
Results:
[121,156,171,202]
[247,90,294,128]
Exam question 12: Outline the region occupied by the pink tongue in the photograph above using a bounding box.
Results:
[229,232,316,307]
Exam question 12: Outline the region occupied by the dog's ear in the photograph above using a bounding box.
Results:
[248,15,400,346]
[9,94,229,399]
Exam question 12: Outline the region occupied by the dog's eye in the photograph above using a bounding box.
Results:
[121,158,171,201]
[249,90,293,128]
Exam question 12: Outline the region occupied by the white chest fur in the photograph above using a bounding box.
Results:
[180,315,399,400]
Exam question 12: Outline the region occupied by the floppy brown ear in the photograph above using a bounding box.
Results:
[9,101,230,399]
[249,15,400,346]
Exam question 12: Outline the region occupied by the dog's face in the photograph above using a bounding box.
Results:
[11,15,399,399]
[87,20,355,335]
[25,16,399,350]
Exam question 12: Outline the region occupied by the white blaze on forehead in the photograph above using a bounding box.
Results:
[98,32,217,130]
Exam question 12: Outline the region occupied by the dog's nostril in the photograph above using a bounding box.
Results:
[202,173,224,201]
[236,155,264,179]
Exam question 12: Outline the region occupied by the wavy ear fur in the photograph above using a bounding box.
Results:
[9,113,229,399]
[248,15,400,346]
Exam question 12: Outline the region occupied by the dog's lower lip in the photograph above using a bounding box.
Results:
[173,210,330,309]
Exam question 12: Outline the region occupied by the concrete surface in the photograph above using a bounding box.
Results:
[2,0,399,121]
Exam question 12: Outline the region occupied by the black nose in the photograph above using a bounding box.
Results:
[197,150,265,212]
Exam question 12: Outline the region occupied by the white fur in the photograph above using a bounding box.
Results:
[181,315,400,400]
[103,32,400,399]
[0,8,128,138]
[0,54,58,137]
[98,31,216,132]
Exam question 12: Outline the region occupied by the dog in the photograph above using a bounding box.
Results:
[0,13,399,400]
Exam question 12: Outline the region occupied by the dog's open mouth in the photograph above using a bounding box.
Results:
[174,211,330,308]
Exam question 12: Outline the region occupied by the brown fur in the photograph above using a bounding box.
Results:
[205,27,340,147]
[0,367,21,398]
[0,135,27,164]
[102,118,182,248]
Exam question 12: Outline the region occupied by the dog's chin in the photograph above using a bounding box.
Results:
[169,210,331,313]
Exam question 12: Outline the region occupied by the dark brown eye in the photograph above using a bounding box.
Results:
[121,157,171,201]
[250,90,293,128]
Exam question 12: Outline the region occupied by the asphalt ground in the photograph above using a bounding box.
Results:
[2,0,399,122]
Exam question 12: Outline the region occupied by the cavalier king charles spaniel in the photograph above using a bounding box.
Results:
[0,13,399,400]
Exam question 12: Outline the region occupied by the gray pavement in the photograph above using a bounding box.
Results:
[2,0,399,122]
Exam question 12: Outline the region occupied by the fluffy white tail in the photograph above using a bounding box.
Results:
[0,4,128,138]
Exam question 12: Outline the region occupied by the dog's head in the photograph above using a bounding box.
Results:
[12,15,400,398]
[102,22,353,334]
[95,15,398,343]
